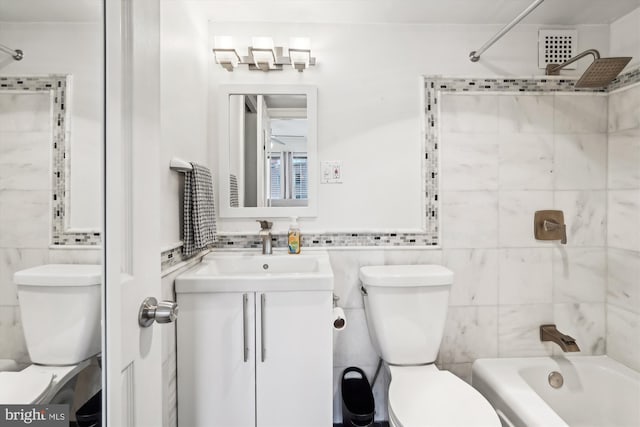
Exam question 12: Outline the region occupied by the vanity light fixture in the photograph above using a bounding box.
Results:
[212,36,241,71]
[288,37,311,72]
[250,37,279,71]
[212,36,316,72]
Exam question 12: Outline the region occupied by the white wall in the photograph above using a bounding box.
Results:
[160,6,211,246]
[0,22,103,230]
[160,0,609,239]
[210,21,610,234]
[610,6,640,71]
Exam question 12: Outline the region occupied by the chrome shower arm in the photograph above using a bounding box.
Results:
[546,49,600,75]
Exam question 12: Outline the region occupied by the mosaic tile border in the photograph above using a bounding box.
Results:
[161,243,214,272]
[0,75,101,246]
[159,65,640,258]
[213,232,436,249]
[161,244,186,271]
[608,65,640,91]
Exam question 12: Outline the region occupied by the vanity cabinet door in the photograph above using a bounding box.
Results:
[177,292,256,427]
[255,291,333,427]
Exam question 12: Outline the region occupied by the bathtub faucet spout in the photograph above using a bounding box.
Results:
[540,324,580,352]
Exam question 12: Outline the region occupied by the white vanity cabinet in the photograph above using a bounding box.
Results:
[176,289,333,427]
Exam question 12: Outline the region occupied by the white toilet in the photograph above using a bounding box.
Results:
[0,264,102,405]
[360,265,500,427]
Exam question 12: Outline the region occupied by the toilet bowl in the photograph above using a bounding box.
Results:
[387,365,499,427]
[0,361,89,405]
[360,265,500,427]
[0,264,101,405]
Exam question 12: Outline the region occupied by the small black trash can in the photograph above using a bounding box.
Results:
[341,367,375,427]
[76,390,102,427]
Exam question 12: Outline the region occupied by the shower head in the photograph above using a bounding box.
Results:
[574,57,632,88]
[545,49,632,88]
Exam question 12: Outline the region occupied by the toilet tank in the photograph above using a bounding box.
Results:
[14,264,102,365]
[360,265,453,365]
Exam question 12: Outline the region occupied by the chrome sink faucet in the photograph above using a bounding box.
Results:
[540,324,580,352]
[257,220,273,255]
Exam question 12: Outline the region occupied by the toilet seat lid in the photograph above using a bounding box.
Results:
[0,371,53,404]
[388,366,500,427]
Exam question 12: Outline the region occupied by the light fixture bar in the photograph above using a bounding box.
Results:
[212,38,316,72]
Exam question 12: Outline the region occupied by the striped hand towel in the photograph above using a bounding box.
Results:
[183,163,216,257]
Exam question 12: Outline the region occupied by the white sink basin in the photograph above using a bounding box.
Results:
[175,251,334,293]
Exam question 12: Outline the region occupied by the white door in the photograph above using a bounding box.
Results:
[104,0,169,426]
[257,95,271,206]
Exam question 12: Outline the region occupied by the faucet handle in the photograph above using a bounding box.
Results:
[256,220,273,230]
[544,220,567,244]
[535,211,567,245]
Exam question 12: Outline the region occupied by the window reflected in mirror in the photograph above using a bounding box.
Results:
[228,94,308,208]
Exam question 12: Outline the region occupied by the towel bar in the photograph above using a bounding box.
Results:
[170,158,193,172]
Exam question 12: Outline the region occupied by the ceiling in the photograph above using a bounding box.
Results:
[192,0,640,25]
[1,0,638,25]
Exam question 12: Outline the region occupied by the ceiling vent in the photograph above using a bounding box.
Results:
[539,29,577,70]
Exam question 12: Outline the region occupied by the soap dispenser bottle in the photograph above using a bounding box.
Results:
[288,217,301,254]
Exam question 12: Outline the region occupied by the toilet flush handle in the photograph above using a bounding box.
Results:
[138,297,179,327]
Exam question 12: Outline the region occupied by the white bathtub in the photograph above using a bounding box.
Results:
[472,356,640,427]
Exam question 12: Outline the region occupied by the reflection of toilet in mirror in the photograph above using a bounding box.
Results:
[360,265,500,427]
[0,265,101,405]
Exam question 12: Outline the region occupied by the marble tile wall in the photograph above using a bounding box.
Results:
[606,83,640,372]
[438,91,608,366]
[0,92,100,365]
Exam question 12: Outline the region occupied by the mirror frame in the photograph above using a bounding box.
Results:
[0,75,101,246]
[218,84,318,218]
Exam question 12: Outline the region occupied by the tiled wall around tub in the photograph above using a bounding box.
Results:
[606,83,640,372]
[438,91,608,364]
[0,92,100,365]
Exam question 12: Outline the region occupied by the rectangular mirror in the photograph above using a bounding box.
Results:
[219,85,317,218]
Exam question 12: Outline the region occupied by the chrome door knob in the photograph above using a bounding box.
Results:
[139,297,179,327]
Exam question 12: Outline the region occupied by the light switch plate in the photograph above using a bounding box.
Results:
[321,160,343,184]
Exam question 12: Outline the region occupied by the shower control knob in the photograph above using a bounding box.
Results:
[138,297,179,327]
